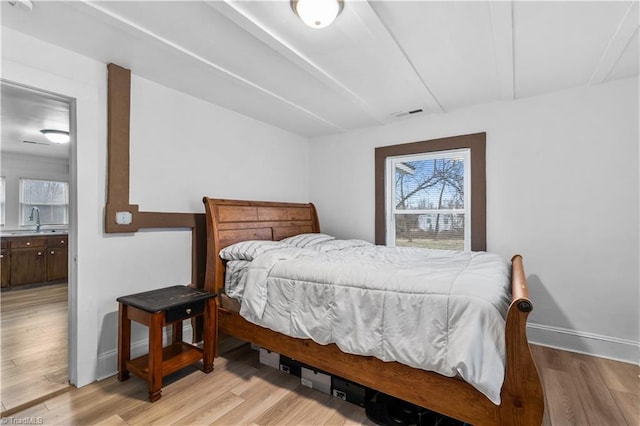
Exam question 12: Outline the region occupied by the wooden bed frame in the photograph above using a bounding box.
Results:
[203,198,544,426]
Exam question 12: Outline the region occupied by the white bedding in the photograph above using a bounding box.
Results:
[224,260,251,303]
[233,240,512,404]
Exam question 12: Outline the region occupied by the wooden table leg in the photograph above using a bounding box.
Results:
[117,303,130,381]
[148,311,164,402]
[202,298,216,374]
[172,321,183,344]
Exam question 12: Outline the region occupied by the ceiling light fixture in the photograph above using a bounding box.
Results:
[291,0,344,29]
[8,0,33,12]
[40,129,70,144]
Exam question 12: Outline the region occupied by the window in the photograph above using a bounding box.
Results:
[375,133,486,251]
[386,149,470,250]
[19,179,69,226]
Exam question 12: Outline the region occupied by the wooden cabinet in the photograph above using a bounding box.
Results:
[47,236,68,282]
[1,240,9,288]
[2,234,68,288]
[9,237,47,286]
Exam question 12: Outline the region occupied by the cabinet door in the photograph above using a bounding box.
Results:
[1,249,9,288]
[10,248,46,285]
[47,247,68,281]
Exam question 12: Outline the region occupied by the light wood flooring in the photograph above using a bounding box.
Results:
[1,283,70,415]
[1,283,638,425]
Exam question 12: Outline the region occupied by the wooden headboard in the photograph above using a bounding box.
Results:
[202,198,320,293]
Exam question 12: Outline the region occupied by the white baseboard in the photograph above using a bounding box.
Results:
[527,322,639,364]
[97,324,194,380]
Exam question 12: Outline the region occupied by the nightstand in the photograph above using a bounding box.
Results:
[117,285,217,401]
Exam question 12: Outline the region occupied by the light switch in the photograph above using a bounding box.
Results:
[115,211,132,225]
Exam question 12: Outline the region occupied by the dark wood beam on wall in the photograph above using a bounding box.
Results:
[105,63,139,233]
[104,63,205,288]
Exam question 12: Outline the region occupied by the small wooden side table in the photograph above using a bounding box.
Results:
[117,285,217,402]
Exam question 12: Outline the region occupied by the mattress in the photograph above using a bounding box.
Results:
[224,240,511,404]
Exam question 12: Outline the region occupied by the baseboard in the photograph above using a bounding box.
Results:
[527,322,639,364]
[97,324,194,380]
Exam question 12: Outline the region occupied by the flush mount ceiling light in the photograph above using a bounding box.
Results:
[40,129,70,144]
[291,0,344,29]
[8,0,33,11]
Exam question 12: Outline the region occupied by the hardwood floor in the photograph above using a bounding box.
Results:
[3,337,637,425]
[1,285,637,424]
[1,283,70,415]
[531,345,639,426]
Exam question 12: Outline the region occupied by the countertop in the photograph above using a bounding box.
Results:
[0,230,68,238]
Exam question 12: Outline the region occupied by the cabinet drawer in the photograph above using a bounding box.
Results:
[47,236,68,247]
[11,237,46,249]
[165,300,205,323]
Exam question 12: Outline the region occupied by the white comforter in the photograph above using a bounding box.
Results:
[237,241,512,404]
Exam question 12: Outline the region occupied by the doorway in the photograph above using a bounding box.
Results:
[0,81,75,415]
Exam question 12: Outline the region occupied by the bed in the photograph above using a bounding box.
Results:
[202,197,544,426]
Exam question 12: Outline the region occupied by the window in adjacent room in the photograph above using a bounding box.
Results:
[19,178,69,226]
[375,133,486,251]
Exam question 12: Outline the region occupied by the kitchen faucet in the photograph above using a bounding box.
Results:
[29,206,41,232]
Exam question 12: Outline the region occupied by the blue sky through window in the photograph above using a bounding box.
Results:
[395,157,464,211]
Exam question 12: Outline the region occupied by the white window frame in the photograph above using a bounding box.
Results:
[385,149,471,250]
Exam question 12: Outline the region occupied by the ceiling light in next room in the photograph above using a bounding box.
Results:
[291,0,344,29]
[40,129,70,144]
[8,0,33,11]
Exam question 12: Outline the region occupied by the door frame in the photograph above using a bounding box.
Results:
[1,60,99,386]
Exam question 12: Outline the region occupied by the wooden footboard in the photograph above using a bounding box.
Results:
[203,198,544,426]
[498,255,544,425]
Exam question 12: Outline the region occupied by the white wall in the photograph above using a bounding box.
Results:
[129,76,310,212]
[309,77,640,363]
[0,153,70,229]
[2,28,310,385]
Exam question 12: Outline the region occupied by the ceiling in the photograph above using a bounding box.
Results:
[1,82,71,159]
[1,0,638,151]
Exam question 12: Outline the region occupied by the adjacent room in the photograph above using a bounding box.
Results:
[1,0,638,425]
[0,82,71,412]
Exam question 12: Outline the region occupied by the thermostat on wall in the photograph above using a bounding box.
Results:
[115,211,133,225]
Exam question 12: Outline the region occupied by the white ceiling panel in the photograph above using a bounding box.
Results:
[1,0,638,150]
[608,29,639,81]
[370,1,506,111]
[76,1,364,134]
[514,1,633,98]
[224,0,443,119]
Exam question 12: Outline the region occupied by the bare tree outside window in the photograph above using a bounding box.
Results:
[392,154,467,250]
